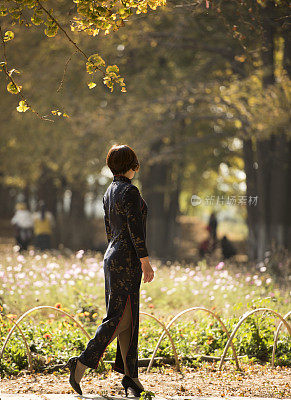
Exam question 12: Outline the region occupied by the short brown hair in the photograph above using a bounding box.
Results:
[106,144,139,175]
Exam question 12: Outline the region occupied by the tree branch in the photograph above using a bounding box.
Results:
[0,25,54,122]
[35,0,105,75]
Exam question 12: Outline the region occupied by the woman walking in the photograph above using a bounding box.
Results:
[64,144,154,396]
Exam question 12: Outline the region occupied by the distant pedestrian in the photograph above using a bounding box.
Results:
[11,202,34,252]
[221,235,237,259]
[207,211,218,242]
[33,200,55,250]
[198,237,211,258]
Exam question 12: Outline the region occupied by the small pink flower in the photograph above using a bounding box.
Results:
[76,250,84,259]
[215,262,224,270]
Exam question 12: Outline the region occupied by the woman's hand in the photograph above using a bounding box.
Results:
[140,256,154,283]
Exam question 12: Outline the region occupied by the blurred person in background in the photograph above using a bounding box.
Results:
[199,219,216,258]
[198,236,212,258]
[207,211,218,242]
[11,202,34,252]
[207,211,218,252]
[33,200,55,250]
[221,235,237,260]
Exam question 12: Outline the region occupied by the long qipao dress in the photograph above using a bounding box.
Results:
[78,174,148,378]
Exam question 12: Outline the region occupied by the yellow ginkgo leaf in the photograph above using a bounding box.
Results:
[16,100,29,112]
[4,31,14,41]
[88,82,96,89]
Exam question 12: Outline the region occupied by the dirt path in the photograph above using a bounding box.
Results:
[1,363,290,398]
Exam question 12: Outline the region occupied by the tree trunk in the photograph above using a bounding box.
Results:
[37,165,58,216]
[256,139,272,260]
[165,158,183,259]
[286,141,291,250]
[242,138,258,261]
[140,137,183,260]
[141,154,169,259]
[283,31,291,78]
[70,188,85,220]
[0,177,13,218]
[255,3,275,261]
[269,132,289,249]
[68,188,87,249]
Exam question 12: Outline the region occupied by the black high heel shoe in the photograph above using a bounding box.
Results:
[121,375,144,397]
[62,356,83,395]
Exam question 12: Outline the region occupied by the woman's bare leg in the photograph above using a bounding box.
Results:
[75,298,132,384]
[74,360,87,384]
[117,307,144,390]
[74,297,144,388]
[118,326,131,376]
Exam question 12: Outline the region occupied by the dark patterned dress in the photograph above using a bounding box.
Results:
[78,174,148,378]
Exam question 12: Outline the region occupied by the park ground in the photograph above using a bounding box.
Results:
[0,363,290,397]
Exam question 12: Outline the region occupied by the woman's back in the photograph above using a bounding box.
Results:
[103,175,148,259]
[103,174,148,295]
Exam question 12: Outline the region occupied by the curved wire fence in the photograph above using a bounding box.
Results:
[146,306,240,372]
[1,314,33,372]
[1,305,290,373]
[271,310,291,368]
[218,307,291,371]
[0,305,106,372]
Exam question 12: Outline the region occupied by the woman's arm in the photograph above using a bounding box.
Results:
[103,195,112,244]
[123,185,149,259]
[124,186,154,283]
